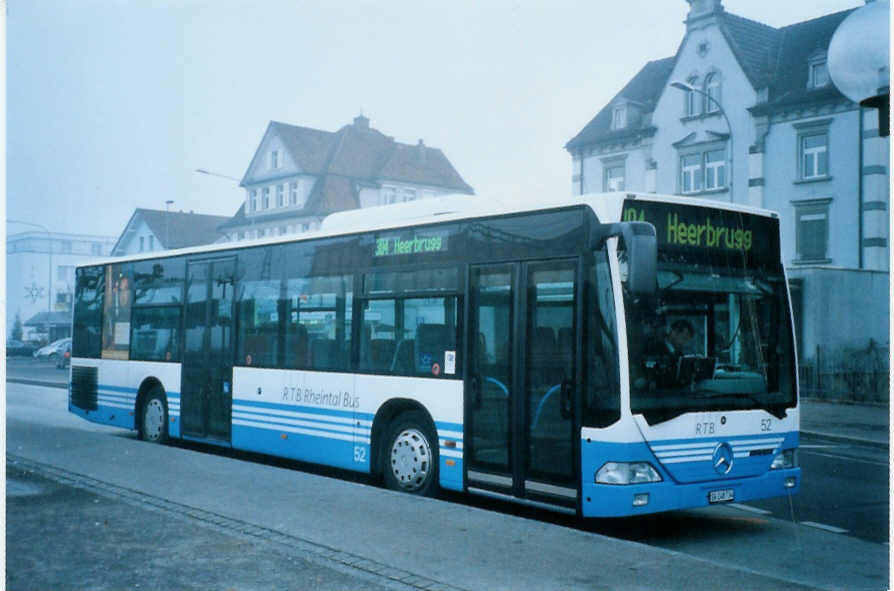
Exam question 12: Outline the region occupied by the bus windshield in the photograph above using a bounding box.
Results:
[619,201,797,425]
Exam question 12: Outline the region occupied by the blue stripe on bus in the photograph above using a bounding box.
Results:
[435,420,463,432]
[232,422,365,473]
[235,398,373,420]
[232,410,370,439]
[96,384,182,398]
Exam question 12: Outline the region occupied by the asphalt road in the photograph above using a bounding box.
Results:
[5,367,890,590]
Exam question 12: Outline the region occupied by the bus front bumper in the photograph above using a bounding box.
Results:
[580,467,800,518]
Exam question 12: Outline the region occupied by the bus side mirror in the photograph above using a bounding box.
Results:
[593,222,657,296]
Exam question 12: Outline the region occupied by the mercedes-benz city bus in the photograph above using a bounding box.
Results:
[68,192,799,517]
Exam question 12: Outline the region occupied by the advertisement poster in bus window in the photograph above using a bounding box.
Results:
[102,264,132,360]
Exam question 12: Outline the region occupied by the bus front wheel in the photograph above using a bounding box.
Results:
[383,411,439,497]
[140,388,168,444]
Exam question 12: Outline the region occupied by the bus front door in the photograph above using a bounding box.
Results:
[181,258,236,442]
[467,260,579,511]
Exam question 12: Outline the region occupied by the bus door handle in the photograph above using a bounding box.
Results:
[470,375,482,409]
[560,379,573,419]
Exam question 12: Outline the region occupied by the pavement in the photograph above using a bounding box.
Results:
[5,356,889,448]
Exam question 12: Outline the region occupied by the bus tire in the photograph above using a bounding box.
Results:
[140,387,168,444]
[382,411,439,497]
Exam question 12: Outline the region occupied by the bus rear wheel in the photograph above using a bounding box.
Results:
[383,411,439,497]
[140,388,168,444]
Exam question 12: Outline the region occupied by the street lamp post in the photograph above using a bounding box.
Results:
[670,80,734,202]
[7,219,53,341]
[195,168,245,239]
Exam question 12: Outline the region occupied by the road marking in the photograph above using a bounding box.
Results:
[729,503,772,515]
[801,521,849,534]
[800,449,889,467]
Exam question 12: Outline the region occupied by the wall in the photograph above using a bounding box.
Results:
[763,109,861,268]
[651,25,757,204]
[788,267,889,355]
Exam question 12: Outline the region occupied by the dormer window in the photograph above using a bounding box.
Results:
[811,61,830,88]
[270,150,280,169]
[612,105,627,130]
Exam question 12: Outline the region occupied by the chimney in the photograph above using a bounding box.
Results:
[417,139,426,164]
[685,0,723,30]
[353,114,369,130]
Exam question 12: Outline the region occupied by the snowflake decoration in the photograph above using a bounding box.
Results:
[24,282,45,304]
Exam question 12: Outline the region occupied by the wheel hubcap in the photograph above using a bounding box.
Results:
[144,399,164,441]
[390,428,432,491]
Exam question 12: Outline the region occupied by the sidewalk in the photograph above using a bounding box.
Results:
[800,398,889,448]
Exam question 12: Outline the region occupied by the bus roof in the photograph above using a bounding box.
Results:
[76,192,779,268]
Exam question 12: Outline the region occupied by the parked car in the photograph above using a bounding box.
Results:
[34,337,71,361]
[6,340,36,357]
[56,342,71,369]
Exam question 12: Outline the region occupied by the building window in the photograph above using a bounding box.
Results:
[794,199,831,261]
[290,181,298,205]
[271,150,280,169]
[612,105,627,130]
[800,132,829,179]
[680,153,703,194]
[139,237,145,252]
[811,61,830,88]
[704,73,721,113]
[149,235,155,250]
[238,231,245,240]
[703,149,727,190]
[57,265,74,281]
[250,190,258,212]
[262,187,270,209]
[400,188,417,202]
[61,240,72,253]
[91,242,103,255]
[603,164,625,191]
[277,184,284,207]
[383,187,397,204]
[685,76,700,117]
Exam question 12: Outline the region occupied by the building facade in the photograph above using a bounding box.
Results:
[566,0,889,359]
[111,208,230,256]
[218,115,474,241]
[7,231,116,342]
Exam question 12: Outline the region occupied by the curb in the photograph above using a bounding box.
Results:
[800,430,889,450]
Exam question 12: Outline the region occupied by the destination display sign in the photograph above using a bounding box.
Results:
[621,199,778,262]
[374,230,449,258]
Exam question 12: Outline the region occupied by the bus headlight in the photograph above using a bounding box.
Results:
[770,449,798,470]
[595,462,663,485]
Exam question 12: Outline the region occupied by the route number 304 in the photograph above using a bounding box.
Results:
[353,446,367,463]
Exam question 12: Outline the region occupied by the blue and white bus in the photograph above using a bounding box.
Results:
[69,192,799,516]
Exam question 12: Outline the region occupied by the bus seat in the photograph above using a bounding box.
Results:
[311,338,336,369]
[287,324,309,368]
[390,339,415,375]
[369,339,396,372]
[416,323,451,374]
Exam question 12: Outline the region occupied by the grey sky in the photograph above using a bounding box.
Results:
[7,0,864,239]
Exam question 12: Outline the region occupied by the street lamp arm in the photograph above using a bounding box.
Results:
[670,80,734,201]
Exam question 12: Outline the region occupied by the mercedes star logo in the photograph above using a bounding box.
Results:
[712,442,734,475]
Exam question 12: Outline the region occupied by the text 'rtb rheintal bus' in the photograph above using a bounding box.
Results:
[69,192,800,517]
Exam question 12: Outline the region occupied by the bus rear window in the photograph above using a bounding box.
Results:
[73,265,105,358]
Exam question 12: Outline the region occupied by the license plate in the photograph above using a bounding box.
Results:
[709,489,735,504]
